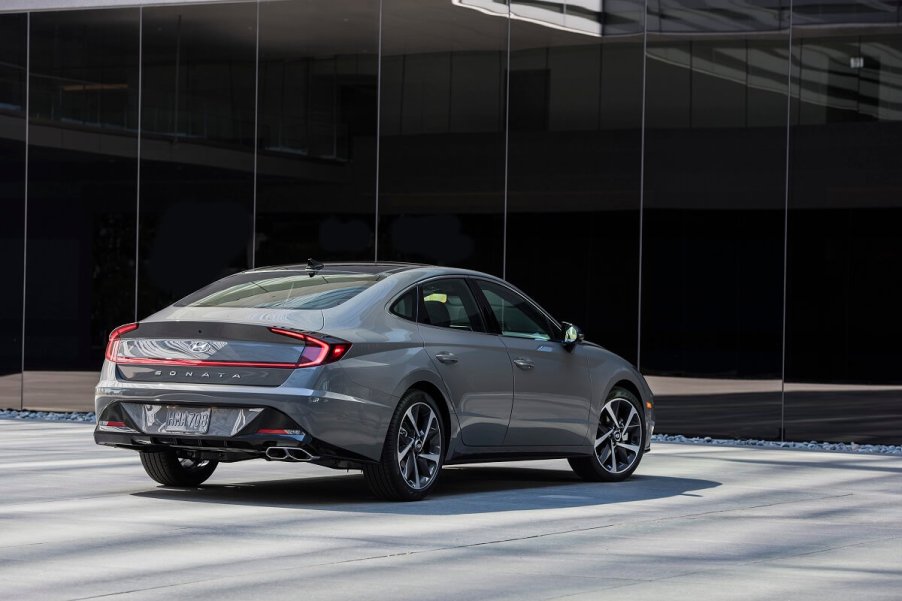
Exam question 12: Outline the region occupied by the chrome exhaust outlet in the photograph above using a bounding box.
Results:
[285,447,315,462]
[265,447,288,460]
[265,446,316,462]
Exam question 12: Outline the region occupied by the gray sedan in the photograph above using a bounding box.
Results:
[95,261,655,500]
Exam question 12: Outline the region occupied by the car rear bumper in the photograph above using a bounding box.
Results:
[94,361,397,463]
[93,415,370,467]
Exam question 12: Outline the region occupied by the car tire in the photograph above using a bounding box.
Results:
[569,386,645,482]
[139,450,218,487]
[364,389,445,501]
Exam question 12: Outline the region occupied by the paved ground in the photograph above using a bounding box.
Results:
[1,420,900,601]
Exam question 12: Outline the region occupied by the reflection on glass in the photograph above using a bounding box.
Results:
[640,1,788,439]
[0,0,899,445]
[0,13,26,408]
[30,10,139,131]
[505,12,643,362]
[785,29,902,443]
[138,3,256,315]
[141,6,255,145]
[793,0,902,27]
[647,376,784,440]
[647,0,787,33]
[24,9,139,409]
[255,0,379,266]
[377,0,507,273]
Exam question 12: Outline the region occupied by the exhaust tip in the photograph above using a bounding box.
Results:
[265,447,288,460]
[285,447,314,462]
[265,446,317,462]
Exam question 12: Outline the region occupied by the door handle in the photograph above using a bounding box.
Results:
[513,358,535,370]
[434,352,459,364]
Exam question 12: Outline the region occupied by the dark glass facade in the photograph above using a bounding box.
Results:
[0,0,900,444]
[641,1,789,439]
[255,0,379,266]
[25,9,139,409]
[784,3,902,441]
[378,0,508,274]
[0,13,26,409]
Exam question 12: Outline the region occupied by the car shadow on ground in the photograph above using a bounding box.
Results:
[133,465,720,514]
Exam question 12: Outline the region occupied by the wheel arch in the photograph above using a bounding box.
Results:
[406,380,453,452]
[604,374,654,450]
[610,378,642,404]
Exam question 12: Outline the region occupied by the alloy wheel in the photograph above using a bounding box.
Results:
[396,401,442,490]
[593,396,642,474]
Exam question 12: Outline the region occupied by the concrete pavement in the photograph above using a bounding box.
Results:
[0,419,900,600]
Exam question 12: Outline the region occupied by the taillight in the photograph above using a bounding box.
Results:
[269,327,351,367]
[105,322,139,361]
[103,322,347,369]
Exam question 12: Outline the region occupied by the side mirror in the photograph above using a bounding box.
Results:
[561,322,584,351]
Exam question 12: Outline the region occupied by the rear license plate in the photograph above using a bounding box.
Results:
[164,406,211,434]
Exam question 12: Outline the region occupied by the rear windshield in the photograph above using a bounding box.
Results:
[175,272,381,310]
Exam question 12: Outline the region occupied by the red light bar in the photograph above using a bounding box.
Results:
[269,328,351,367]
[257,428,303,435]
[105,323,139,361]
[113,357,300,369]
[105,325,350,369]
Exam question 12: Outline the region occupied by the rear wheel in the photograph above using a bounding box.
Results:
[364,389,445,501]
[569,387,644,482]
[139,450,218,486]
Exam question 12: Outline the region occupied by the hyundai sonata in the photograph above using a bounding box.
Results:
[95,261,655,500]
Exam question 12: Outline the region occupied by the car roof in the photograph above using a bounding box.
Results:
[246,262,426,275]
[242,262,509,289]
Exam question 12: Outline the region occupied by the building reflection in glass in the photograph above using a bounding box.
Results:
[505,0,643,363]
[0,13,27,409]
[0,0,899,443]
[785,19,902,443]
[640,0,788,440]
[377,0,508,274]
[255,0,379,266]
[24,9,139,409]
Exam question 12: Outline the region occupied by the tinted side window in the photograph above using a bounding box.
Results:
[419,279,485,332]
[390,289,417,321]
[474,280,555,341]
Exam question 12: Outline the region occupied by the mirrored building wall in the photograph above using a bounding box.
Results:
[785,1,902,442]
[0,13,27,410]
[0,0,900,443]
[640,0,790,438]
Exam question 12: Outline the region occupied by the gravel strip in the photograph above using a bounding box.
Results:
[0,409,96,423]
[1,410,900,456]
[652,433,902,456]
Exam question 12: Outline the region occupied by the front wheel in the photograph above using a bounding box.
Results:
[139,450,218,486]
[569,386,645,482]
[364,389,445,501]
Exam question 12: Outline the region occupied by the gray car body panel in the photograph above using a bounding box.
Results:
[95,264,654,464]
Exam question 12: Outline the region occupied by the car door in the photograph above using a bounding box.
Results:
[416,278,514,447]
[471,278,592,446]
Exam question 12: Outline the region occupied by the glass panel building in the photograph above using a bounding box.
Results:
[1,0,901,443]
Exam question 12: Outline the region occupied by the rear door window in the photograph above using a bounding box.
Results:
[418,279,485,332]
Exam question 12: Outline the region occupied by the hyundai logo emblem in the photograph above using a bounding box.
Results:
[190,341,212,353]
